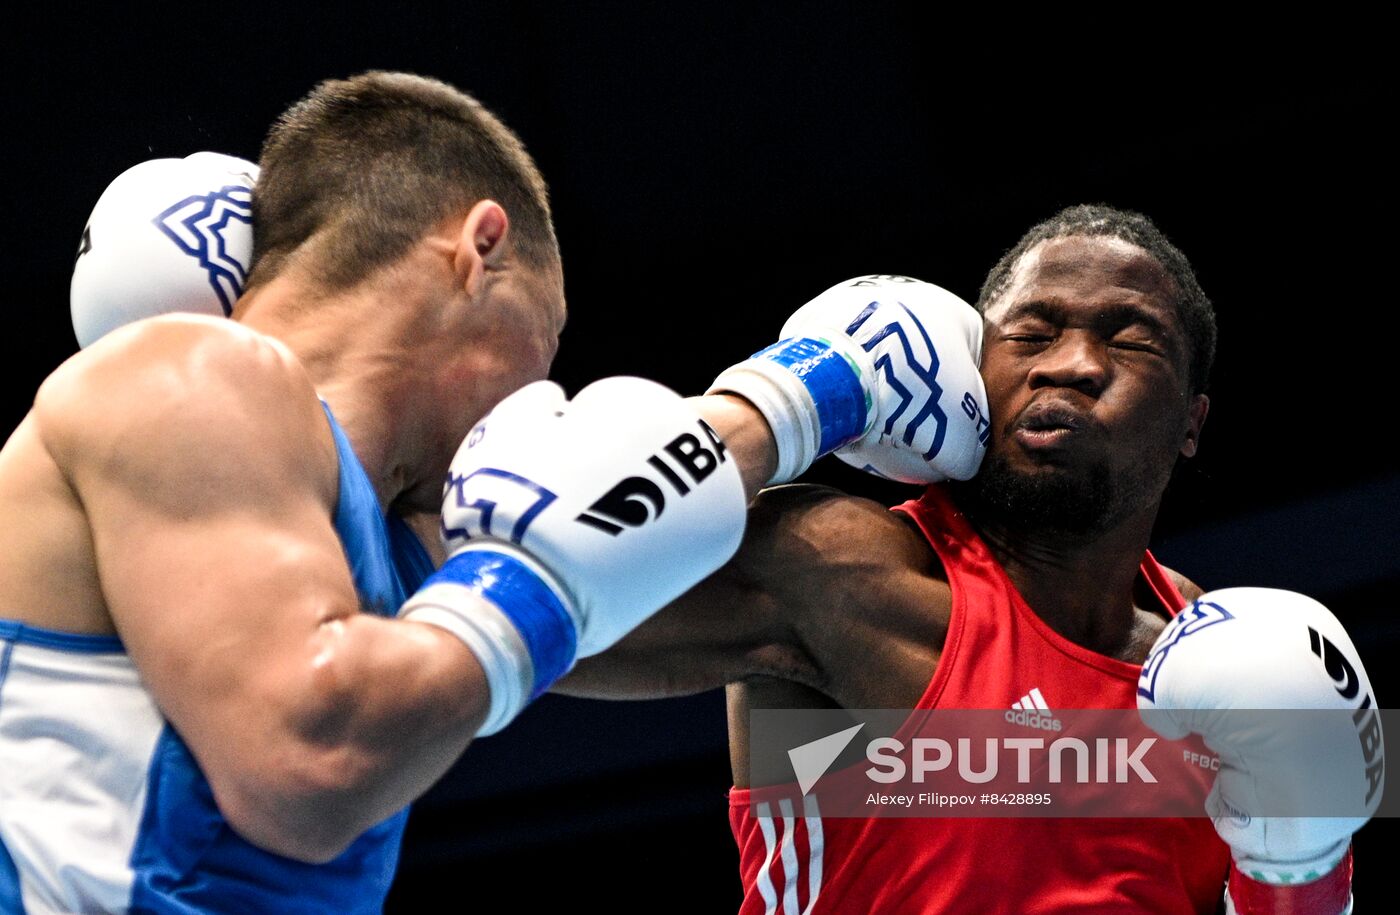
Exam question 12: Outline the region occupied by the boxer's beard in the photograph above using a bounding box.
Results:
[949,451,1119,539]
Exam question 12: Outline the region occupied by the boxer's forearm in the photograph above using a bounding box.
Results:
[690,393,779,502]
[557,579,784,699]
[213,614,490,863]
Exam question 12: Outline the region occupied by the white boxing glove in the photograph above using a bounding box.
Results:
[1138,587,1383,913]
[708,274,989,484]
[71,152,258,347]
[399,377,747,734]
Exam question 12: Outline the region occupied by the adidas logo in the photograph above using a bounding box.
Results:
[1004,687,1063,732]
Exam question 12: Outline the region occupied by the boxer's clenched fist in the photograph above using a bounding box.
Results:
[1138,587,1382,913]
[400,377,748,734]
[71,152,258,347]
[709,274,988,483]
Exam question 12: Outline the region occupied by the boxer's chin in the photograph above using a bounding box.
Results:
[950,451,1117,538]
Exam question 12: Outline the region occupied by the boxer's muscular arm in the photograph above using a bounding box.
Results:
[35,317,490,863]
[560,273,984,698]
[559,484,939,698]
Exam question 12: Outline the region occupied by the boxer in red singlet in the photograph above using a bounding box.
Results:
[563,206,1368,914]
[720,484,1226,914]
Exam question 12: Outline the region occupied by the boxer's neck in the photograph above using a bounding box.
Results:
[234,249,468,513]
[972,504,1163,658]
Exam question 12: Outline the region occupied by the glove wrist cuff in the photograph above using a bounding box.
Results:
[709,335,872,484]
[1225,843,1352,915]
[400,547,579,736]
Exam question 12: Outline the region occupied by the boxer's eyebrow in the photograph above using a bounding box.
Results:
[1003,300,1173,338]
[1091,303,1172,337]
[1000,300,1062,323]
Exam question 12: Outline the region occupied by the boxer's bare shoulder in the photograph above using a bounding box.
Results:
[35,314,332,479]
[1161,566,1205,604]
[741,485,952,697]
[0,313,339,636]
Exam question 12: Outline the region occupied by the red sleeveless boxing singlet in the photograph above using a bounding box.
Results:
[729,485,1229,914]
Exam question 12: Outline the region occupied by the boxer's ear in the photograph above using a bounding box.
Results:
[454,200,509,299]
[1180,394,1208,459]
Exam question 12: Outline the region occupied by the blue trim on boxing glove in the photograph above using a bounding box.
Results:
[752,337,868,454]
[428,550,577,699]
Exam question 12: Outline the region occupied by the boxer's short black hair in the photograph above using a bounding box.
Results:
[248,71,557,290]
[976,205,1216,395]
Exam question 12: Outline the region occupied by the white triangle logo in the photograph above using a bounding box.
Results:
[1010,687,1051,712]
[788,723,865,795]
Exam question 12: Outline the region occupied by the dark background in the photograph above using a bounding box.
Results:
[8,6,1393,912]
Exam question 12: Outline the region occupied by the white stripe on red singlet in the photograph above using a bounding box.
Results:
[777,798,800,914]
[753,796,825,915]
[801,794,824,914]
[754,802,780,915]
